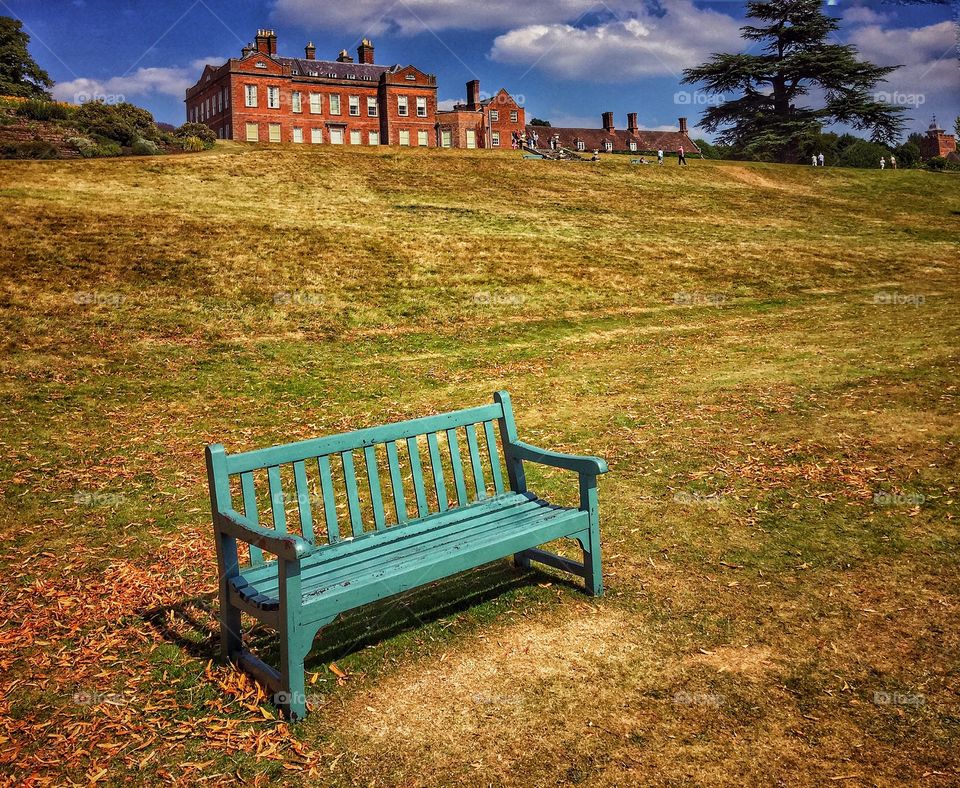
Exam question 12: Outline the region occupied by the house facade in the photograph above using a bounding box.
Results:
[919,116,957,159]
[184,31,438,147]
[435,81,526,149]
[529,113,700,155]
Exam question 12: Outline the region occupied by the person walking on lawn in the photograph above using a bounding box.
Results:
[678,145,688,165]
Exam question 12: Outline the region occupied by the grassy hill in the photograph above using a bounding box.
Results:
[1,145,958,785]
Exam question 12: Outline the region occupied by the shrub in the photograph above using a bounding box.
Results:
[73,101,159,146]
[0,140,59,159]
[131,137,161,156]
[925,156,946,171]
[894,142,921,169]
[174,122,216,148]
[66,136,95,155]
[16,99,71,121]
[835,139,890,169]
[180,135,206,152]
[68,136,121,158]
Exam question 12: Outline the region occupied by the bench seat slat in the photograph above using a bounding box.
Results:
[240,471,265,566]
[465,424,486,500]
[483,420,505,495]
[385,441,408,524]
[317,455,340,543]
[364,445,387,531]
[225,403,504,475]
[426,433,448,512]
[406,437,429,518]
[267,466,287,533]
[292,460,315,542]
[446,428,469,507]
[341,451,364,538]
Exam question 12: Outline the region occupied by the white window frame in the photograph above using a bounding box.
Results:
[268,123,281,143]
[604,141,613,152]
[244,84,257,108]
[629,141,637,151]
[245,122,258,142]
[490,109,499,122]
[397,96,408,117]
[492,131,500,147]
[368,131,380,146]
[292,127,303,143]
[466,129,477,149]
[416,96,427,118]
[510,111,518,123]
[576,140,585,151]
[349,129,361,145]
[399,129,411,146]
[329,128,344,145]
[292,91,302,113]
[267,86,280,109]
[348,96,360,117]
[311,128,323,144]
[309,93,322,114]
[418,130,429,147]
[367,97,378,117]
[441,130,452,148]
[329,94,341,115]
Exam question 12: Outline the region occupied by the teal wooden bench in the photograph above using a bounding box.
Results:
[205,391,608,720]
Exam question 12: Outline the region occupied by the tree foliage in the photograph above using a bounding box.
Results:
[682,0,906,162]
[0,16,53,99]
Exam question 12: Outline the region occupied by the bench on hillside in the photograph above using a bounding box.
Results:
[205,391,608,720]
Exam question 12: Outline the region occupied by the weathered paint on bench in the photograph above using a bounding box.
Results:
[205,391,608,720]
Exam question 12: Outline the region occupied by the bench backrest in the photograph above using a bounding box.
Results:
[208,392,523,567]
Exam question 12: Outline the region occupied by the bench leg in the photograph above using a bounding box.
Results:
[219,591,242,662]
[514,551,531,570]
[582,524,604,597]
[278,630,312,722]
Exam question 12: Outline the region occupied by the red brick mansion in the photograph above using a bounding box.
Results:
[185,29,695,153]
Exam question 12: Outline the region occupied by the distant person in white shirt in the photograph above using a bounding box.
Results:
[818,152,824,167]
[812,154,817,166]
[880,157,886,169]
[678,146,687,165]
[890,154,897,169]
[657,148,664,165]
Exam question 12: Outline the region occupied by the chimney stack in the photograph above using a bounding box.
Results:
[337,49,354,63]
[627,112,638,133]
[679,116,688,134]
[602,111,615,132]
[255,29,277,56]
[466,79,480,111]
[305,42,316,60]
[358,39,375,64]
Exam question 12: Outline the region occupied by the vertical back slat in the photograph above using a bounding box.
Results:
[446,428,469,506]
[292,460,315,542]
[364,445,387,531]
[240,471,264,566]
[341,451,364,538]
[317,455,340,543]
[426,432,448,512]
[385,441,408,524]
[267,465,287,533]
[465,424,486,500]
[406,436,429,518]
[483,420,505,494]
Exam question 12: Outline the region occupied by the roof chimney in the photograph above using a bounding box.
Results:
[679,116,688,134]
[337,49,354,63]
[627,112,638,133]
[255,29,277,56]
[602,111,615,132]
[358,39,375,64]
[305,42,316,60]
[466,79,480,111]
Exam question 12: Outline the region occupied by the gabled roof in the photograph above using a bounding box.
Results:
[275,57,398,82]
[528,126,699,153]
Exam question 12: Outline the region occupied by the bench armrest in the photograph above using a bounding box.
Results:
[216,508,316,562]
[509,441,608,476]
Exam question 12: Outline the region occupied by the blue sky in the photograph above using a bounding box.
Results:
[9,0,958,138]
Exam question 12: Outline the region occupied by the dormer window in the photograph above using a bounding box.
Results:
[576,140,585,151]
[604,141,613,152]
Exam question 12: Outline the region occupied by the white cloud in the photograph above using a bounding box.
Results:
[437,97,462,111]
[52,60,223,104]
[272,0,597,35]
[489,2,743,80]
[842,6,890,26]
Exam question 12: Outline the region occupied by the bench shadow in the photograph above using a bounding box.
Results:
[144,560,582,668]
